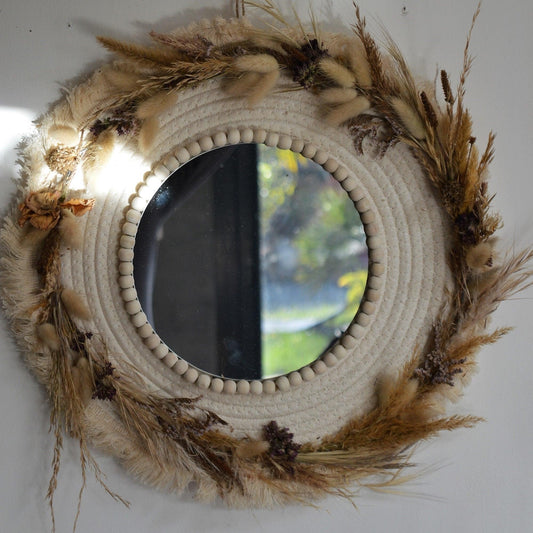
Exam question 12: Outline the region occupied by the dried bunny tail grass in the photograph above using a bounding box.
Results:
[233,54,279,73]
[58,209,83,249]
[245,70,280,107]
[136,91,178,119]
[60,288,91,321]
[138,116,160,154]
[37,322,61,351]
[319,57,356,88]
[325,96,370,127]
[320,87,359,105]
[224,71,262,96]
[47,125,80,147]
[390,97,426,140]
[346,46,372,88]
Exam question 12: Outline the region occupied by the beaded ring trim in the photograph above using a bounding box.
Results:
[119,128,382,394]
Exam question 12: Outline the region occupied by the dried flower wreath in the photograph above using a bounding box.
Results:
[1,2,532,531]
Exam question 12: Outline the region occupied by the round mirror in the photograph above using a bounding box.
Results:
[133,144,368,380]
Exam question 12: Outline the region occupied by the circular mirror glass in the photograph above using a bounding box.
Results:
[133,144,368,380]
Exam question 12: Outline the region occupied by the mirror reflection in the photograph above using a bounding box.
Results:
[133,144,368,380]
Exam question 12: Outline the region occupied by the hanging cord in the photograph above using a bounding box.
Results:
[235,0,246,18]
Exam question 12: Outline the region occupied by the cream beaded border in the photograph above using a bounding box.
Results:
[119,127,383,395]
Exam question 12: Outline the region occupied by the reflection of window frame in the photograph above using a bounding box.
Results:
[134,145,262,380]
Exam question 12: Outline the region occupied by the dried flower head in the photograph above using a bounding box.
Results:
[263,420,301,463]
[288,38,328,89]
[18,189,95,230]
[45,146,80,174]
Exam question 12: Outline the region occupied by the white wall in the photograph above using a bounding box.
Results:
[1,1,532,532]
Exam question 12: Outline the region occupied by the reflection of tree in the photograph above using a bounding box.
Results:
[258,146,367,286]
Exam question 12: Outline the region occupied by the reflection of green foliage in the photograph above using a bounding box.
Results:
[338,270,367,307]
[258,148,298,227]
[294,186,366,285]
[262,330,329,377]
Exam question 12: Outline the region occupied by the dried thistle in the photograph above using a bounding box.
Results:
[45,146,80,175]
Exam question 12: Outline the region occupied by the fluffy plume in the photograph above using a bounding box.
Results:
[58,209,83,249]
[325,96,370,126]
[390,97,426,140]
[319,57,356,88]
[233,54,279,73]
[61,288,91,321]
[102,68,140,91]
[37,323,61,351]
